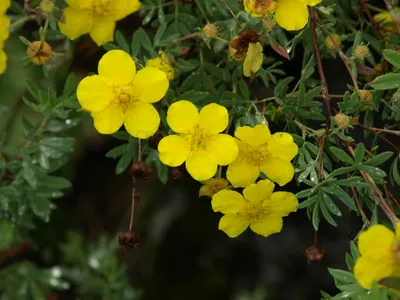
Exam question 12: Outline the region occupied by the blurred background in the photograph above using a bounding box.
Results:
[1,0,395,299]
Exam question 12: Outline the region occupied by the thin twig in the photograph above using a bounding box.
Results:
[357,123,400,136]
[357,124,400,152]
[169,33,200,44]
[360,0,383,39]
[129,177,136,233]
[351,186,370,225]
[219,0,243,30]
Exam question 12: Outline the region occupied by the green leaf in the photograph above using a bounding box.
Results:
[0,221,14,251]
[25,79,44,103]
[112,131,130,141]
[297,82,306,107]
[328,268,355,284]
[329,147,354,164]
[320,200,337,226]
[354,143,365,164]
[350,241,360,261]
[29,196,52,222]
[115,31,130,53]
[297,196,317,209]
[154,156,168,185]
[138,27,152,51]
[329,166,356,178]
[372,73,400,90]
[322,192,342,216]
[105,144,128,159]
[358,165,387,178]
[312,202,320,230]
[39,175,72,189]
[274,76,294,96]
[391,156,400,185]
[383,49,400,68]
[154,22,167,47]
[336,177,368,187]
[40,137,75,153]
[324,185,357,211]
[115,139,137,175]
[364,152,393,167]
[238,80,250,100]
[131,30,141,57]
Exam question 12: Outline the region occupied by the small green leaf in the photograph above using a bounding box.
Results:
[322,192,342,216]
[115,31,130,53]
[297,82,306,107]
[105,144,128,159]
[297,196,317,209]
[372,73,400,90]
[329,147,354,164]
[358,165,387,178]
[312,202,320,230]
[364,152,393,167]
[115,139,137,175]
[328,268,356,284]
[320,200,338,226]
[329,166,356,178]
[112,131,130,141]
[29,196,52,222]
[383,49,400,68]
[354,143,365,164]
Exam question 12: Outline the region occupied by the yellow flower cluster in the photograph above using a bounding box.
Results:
[0,0,10,75]
[59,0,141,46]
[244,0,322,31]
[75,49,298,239]
[354,224,400,289]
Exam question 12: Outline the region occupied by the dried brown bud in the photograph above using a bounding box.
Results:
[306,245,326,264]
[229,28,259,61]
[202,24,218,39]
[324,34,341,51]
[334,113,351,129]
[118,231,141,249]
[40,0,55,14]
[169,166,185,180]
[149,133,162,149]
[262,16,277,31]
[27,41,53,65]
[129,161,152,179]
[354,45,370,59]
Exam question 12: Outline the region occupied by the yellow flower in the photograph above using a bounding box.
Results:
[227,124,298,187]
[374,7,400,35]
[212,179,298,238]
[158,100,238,181]
[354,224,400,290]
[146,51,175,81]
[77,50,169,138]
[199,178,229,197]
[0,0,10,76]
[58,0,141,46]
[245,0,321,31]
[243,42,263,77]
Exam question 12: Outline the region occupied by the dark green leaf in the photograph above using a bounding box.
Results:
[115,31,130,52]
[364,152,393,167]
[312,202,320,230]
[354,143,365,164]
[328,268,355,284]
[358,165,387,178]
[322,192,342,216]
[320,200,337,226]
[329,147,354,164]
[105,144,128,159]
[383,49,400,68]
[372,73,400,90]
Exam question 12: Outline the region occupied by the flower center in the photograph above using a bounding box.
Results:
[241,201,268,223]
[184,126,210,152]
[92,0,111,16]
[114,85,136,110]
[241,143,268,166]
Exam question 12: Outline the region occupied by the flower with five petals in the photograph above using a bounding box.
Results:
[212,179,298,238]
[58,0,141,46]
[77,50,169,138]
[227,124,298,187]
[158,100,238,181]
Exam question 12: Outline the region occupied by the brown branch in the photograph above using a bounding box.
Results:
[0,241,30,269]
[360,0,383,39]
[357,123,400,136]
[169,33,200,44]
[220,0,243,30]
[310,7,332,182]
[357,124,400,152]
[129,177,136,233]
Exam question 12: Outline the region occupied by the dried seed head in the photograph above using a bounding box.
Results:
[202,24,218,39]
[169,166,185,180]
[324,34,341,51]
[27,41,53,65]
[118,231,141,249]
[129,161,152,179]
[354,45,370,59]
[229,28,259,61]
[334,113,351,129]
[306,245,326,264]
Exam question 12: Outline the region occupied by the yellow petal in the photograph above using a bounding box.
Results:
[354,256,394,290]
[92,103,124,134]
[212,190,245,214]
[266,132,298,161]
[0,0,10,13]
[0,15,10,41]
[243,179,275,203]
[396,222,400,239]
[243,42,263,77]
[250,216,283,237]
[158,135,190,167]
[98,50,136,85]
[358,224,395,257]
[167,100,199,133]
[206,134,238,166]
[300,0,322,5]
[77,75,114,112]
[275,0,309,31]
[89,16,115,46]
[0,49,6,75]
[58,7,93,41]
[199,103,229,134]
[243,0,255,14]
[131,67,169,103]
[124,102,160,139]
[260,157,294,186]
[185,152,217,181]
[235,124,271,146]
[146,52,175,81]
[265,192,298,217]
[227,159,260,188]
[218,214,249,238]
[109,0,141,20]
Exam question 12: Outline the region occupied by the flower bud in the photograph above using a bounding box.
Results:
[334,113,351,129]
[358,89,373,102]
[27,41,53,65]
[202,24,218,39]
[325,34,341,50]
[118,231,141,249]
[40,0,55,14]
[306,245,326,264]
[129,161,152,179]
[354,45,370,59]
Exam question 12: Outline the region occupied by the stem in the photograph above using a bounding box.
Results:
[129,177,136,233]
[358,124,400,136]
[360,0,383,39]
[24,113,51,148]
[9,15,36,31]
[383,0,393,10]
[310,7,332,182]
[137,139,142,162]
[219,0,243,30]
[357,124,400,152]
[169,33,200,44]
